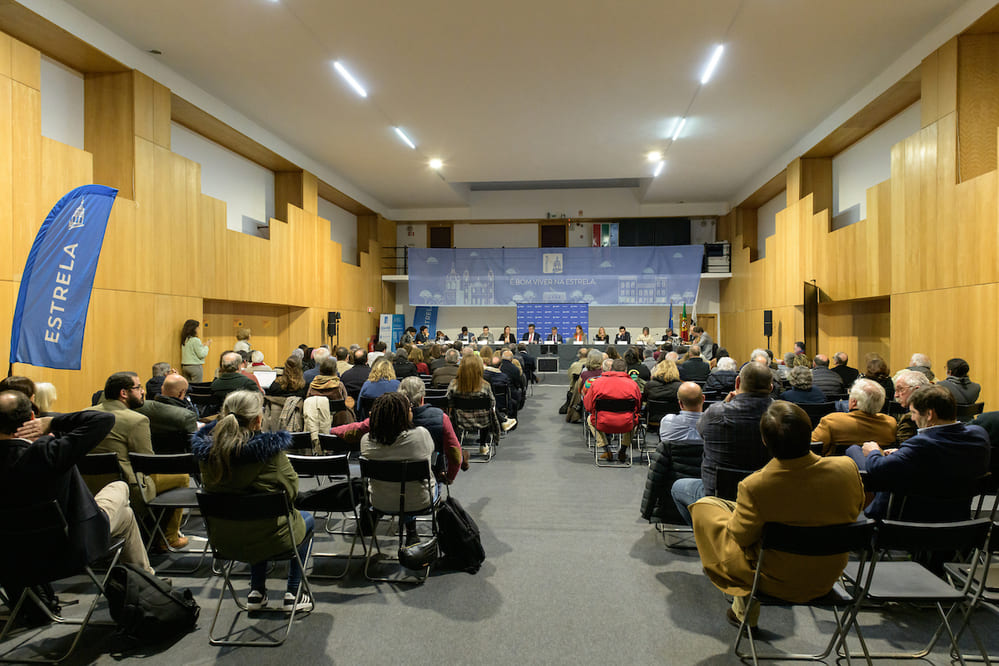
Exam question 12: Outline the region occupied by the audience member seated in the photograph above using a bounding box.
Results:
[446,354,501,456]
[146,362,172,398]
[938,357,981,404]
[306,356,356,425]
[847,385,990,522]
[398,377,464,484]
[155,373,198,418]
[410,347,430,375]
[670,362,774,525]
[233,328,252,354]
[0,391,156,587]
[267,354,308,398]
[830,351,860,388]
[250,350,272,372]
[780,366,826,404]
[641,383,705,525]
[567,347,588,382]
[614,326,631,344]
[341,349,371,399]
[625,347,651,382]
[861,356,894,406]
[392,349,419,379]
[192,390,314,612]
[892,369,930,443]
[644,358,683,409]
[904,353,935,381]
[34,382,59,417]
[593,327,609,343]
[358,359,401,417]
[584,358,642,462]
[705,356,737,395]
[136,375,198,455]
[237,350,263,390]
[679,345,710,383]
[432,348,461,388]
[484,356,518,426]
[334,347,351,376]
[811,378,895,456]
[500,350,527,408]
[428,344,446,371]
[367,340,387,366]
[212,351,262,401]
[360,392,438,546]
[303,347,330,385]
[810,354,844,398]
[690,401,865,628]
[86,372,189,550]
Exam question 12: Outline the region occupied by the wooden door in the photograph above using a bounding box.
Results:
[698,314,717,345]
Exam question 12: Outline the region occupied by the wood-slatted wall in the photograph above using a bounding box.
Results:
[0,33,395,410]
[718,35,999,408]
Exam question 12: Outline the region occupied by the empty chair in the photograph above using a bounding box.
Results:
[957,402,986,423]
[797,401,837,429]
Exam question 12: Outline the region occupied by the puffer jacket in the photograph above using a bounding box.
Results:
[640,438,704,524]
[583,371,641,434]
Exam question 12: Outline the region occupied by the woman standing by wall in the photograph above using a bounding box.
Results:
[180,319,211,382]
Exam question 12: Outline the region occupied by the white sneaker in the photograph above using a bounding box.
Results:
[246,589,267,610]
[502,417,517,431]
[479,445,491,456]
[283,592,314,613]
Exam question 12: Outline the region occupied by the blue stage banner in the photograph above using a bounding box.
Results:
[411,306,438,334]
[408,246,704,306]
[517,303,588,341]
[10,184,118,370]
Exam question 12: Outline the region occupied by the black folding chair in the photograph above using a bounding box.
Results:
[733,519,877,664]
[196,490,314,647]
[714,465,757,501]
[845,518,993,663]
[358,395,376,419]
[358,457,440,585]
[127,453,208,574]
[957,403,986,423]
[0,501,123,664]
[288,454,362,579]
[75,451,121,478]
[798,401,837,429]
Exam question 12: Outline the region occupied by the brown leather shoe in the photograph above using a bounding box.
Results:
[599,451,615,461]
[168,535,189,550]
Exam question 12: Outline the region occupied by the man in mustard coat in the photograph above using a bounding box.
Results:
[690,401,865,627]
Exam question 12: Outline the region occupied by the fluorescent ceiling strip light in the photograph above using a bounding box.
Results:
[700,44,724,84]
[394,127,416,149]
[653,160,665,177]
[671,118,686,142]
[333,61,367,98]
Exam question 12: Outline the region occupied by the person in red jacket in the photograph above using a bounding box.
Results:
[584,359,642,461]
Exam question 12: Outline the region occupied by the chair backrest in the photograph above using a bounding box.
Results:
[0,500,81,585]
[957,402,986,422]
[318,433,359,454]
[762,519,876,556]
[799,402,837,428]
[886,400,907,418]
[359,457,433,516]
[286,453,350,478]
[593,397,637,414]
[715,465,756,501]
[326,398,348,414]
[289,431,312,451]
[451,394,492,412]
[196,490,299,562]
[425,395,448,409]
[647,398,679,423]
[876,517,991,552]
[359,395,376,416]
[150,429,192,454]
[128,452,198,476]
[76,451,122,477]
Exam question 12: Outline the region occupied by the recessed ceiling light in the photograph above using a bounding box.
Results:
[647,151,662,163]
[700,44,725,84]
[653,160,665,178]
[394,127,416,149]
[671,118,686,142]
[429,158,443,170]
[333,61,367,98]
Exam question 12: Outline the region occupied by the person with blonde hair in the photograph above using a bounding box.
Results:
[192,390,314,613]
[358,358,400,418]
[446,354,500,456]
[233,328,252,353]
[644,359,683,409]
[34,382,58,415]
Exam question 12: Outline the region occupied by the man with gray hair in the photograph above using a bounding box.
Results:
[904,353,935,382]
[811,354,844,398]
[210,351,261,401]
[304,346,332,385]
[145,362,173,398]
[432,348,461,388]
[811,378,896,455]
[893,369,931,443]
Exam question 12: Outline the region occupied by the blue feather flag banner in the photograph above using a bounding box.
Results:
[9,184,118,369]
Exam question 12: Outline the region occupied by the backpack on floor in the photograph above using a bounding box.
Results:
[436,495,485,574]
[105,563,200,644]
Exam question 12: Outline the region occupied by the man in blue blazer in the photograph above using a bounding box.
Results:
[847,385,990,522]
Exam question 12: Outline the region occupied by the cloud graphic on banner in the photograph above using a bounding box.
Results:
[673,252,684,259]
[469,251,479,257]
[420,290,432,300]
[426,257,438,264]
[505,268,517,274]
[643,267,654,273]
[683,290,695,300]
[599,261,613,268]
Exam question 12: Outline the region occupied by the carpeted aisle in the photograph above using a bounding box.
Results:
[10,384,998,664]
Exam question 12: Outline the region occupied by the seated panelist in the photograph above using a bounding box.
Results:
[572,325,586,343]
[546,327,564,344]
[615,326,631,344]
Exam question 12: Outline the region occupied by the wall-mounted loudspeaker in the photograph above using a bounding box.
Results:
[327,311,341,338]
[763,310,773,337]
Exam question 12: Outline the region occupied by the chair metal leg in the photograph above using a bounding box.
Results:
[309,514,362,580]
[362,517,432,585]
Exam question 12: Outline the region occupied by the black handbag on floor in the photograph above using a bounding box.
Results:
[436,494,485,574]
[105,563,199,643]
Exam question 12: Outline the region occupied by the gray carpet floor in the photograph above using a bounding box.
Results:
[4,384,998,664]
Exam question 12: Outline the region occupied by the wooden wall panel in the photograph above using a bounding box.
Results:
[922,37,958,128]
[957,34,999,181]
[1,33,394,409]
[10,37,38,89]
[817,299,891,368]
